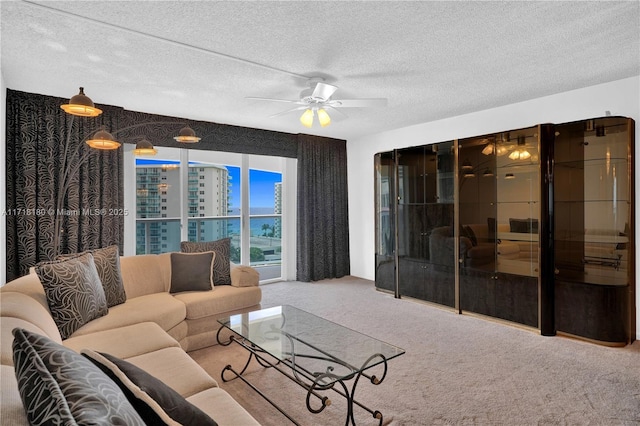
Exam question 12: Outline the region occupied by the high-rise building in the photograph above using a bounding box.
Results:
[274,182,282,238]
[136,162,229,254]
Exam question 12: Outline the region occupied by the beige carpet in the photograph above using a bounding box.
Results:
[190,276,640,425]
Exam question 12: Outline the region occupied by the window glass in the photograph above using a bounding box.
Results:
[135,147,181,254]
[249,169,282,275]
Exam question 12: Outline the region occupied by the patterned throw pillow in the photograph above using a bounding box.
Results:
[169,252,216,293]
[59,245,127,307]
[83,350,218,426]
[12,328,146,426]
[181,238,231,285]
[36,252,108,339]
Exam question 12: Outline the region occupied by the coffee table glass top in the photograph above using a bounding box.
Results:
[217,305,405,384]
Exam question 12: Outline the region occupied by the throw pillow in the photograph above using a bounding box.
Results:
[83,350,218,426]
[59,245,127,307]
[12,328,145,426]
[181,238,231,285]
[169,251,216,293]
[35,252,108,339]
[461,225,478,246]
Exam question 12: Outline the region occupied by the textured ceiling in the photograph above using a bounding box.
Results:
[1,1,639,141]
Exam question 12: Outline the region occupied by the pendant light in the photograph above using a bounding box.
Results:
[60,87,103,117]
[134,138,157,156]
[173,126,201,143]
[300,109,315,128]
[317,108,331,127]
[86,126,121,150]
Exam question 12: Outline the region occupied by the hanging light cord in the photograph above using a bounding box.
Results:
[22,0,311,81]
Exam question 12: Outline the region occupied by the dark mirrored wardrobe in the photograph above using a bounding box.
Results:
[374,116,635,345]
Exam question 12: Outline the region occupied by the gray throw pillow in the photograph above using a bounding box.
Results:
[59,245,126,307]
[12,328,145,426]
[169,251,216,293]
[83,350,218,426]
[36,252,108,339]
[180,238,231,285]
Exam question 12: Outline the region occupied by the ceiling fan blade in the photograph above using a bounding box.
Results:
[312,82,338,101]
[324,105,349,119]
[246,96,302,104]
[331,98,388,108]
[268,106,309,118]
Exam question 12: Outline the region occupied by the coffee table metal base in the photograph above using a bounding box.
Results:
[217,328,387,426]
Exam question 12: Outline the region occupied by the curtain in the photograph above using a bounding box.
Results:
[6,89,348,281]
[6,90,124,281]
[296,135,350,281]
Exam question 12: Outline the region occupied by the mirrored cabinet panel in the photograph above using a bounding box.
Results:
[374,116,635,345]
[553,117,635,345]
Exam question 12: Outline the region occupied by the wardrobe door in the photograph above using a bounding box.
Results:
[494,127,540,327]
[396,146,428,299]
[458,136,498,317]
[374,151,396,293]
[396,143,455,306]
[423,142,455,307]
[554,117,635,345]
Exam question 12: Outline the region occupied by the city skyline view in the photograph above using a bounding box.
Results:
[136,159,281,213]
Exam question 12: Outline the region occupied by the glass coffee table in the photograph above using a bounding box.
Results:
[216,305,405,425]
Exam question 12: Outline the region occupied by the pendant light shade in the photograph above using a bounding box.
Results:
[173,126,201,143]
[317,108,331,127]
[61,87,103,117]
[300,109,314,128]
[86,126,120,150]
[299,108,332,128]
[134,138,157,156]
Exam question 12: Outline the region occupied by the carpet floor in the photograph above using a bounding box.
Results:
[189,276,640,425]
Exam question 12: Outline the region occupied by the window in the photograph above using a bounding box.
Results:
[131,148,291,282]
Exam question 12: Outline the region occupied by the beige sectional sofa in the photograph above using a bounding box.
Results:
[0,251,262,425]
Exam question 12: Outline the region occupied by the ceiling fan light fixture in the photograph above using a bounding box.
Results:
[481,144,494,156]
[86,126,120,150]
[300,109,314,128]
[61,87,103,117]
[173,126,201,143]
[134,138,157,156]
[317,108,331,127]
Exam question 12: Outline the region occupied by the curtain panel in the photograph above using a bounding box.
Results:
[6,90,124,281]
[296,135,350,282]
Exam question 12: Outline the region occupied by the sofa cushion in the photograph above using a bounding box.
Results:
[187,387,261,426]
[11,328,145,425]
[64,322,181,359]
[173,285,262,320]
[0,291,62,343]
[69,293,186,337]
[170,252,216,293]
[124,347,219,398]
[1,364,28,426]
[60,245,127,308]
[83,350,218,426]
[230,265,260,287]
[181,238,232,285]
[120,253,171,298]
[35,253,108,339]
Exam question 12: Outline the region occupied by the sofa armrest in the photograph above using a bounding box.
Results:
[230,265,260,287]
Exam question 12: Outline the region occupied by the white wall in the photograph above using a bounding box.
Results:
[347,76,640,338]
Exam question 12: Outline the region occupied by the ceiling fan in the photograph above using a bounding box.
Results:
[247,78,387,128]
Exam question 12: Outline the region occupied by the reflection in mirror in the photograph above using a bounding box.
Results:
[495,127,540,277]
